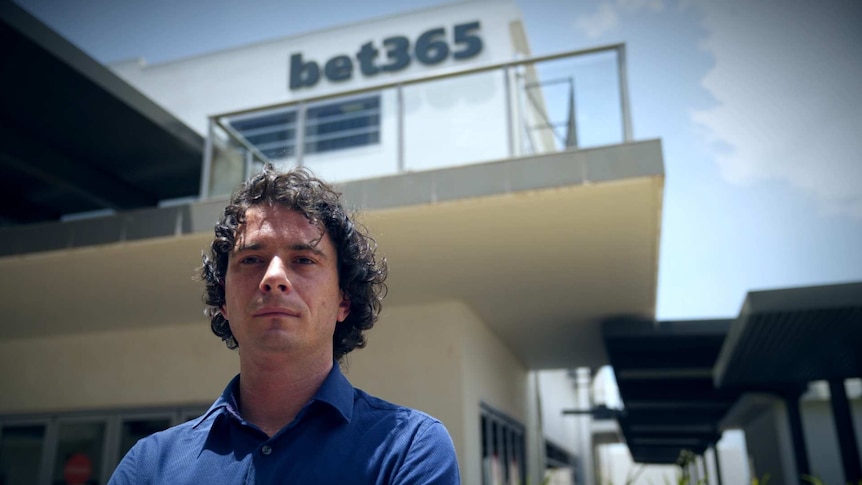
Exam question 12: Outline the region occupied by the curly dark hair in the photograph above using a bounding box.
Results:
[200,165,387,361]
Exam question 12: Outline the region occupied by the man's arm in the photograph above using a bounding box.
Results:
[391,420,460,485]
[108,439,145,485]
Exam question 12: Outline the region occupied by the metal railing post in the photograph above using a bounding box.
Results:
[199,118,214,199]
[397,84,405,172]
[503,65,514,158]
[617,44,633,142]
[244,149,253,180]
[295,102,306,167]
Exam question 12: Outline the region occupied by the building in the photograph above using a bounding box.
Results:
[4,2,860,484]
[1,1,691,484]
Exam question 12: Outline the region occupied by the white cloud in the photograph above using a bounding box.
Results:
[691,0,862,218]
[576,2,619,39]
[575,0,665,39]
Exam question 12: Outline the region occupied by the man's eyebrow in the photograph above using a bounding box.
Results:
[233,241,263,253]
[233,241,326,257]
[289,242,326,257]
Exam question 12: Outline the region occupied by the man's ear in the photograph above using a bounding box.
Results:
[337,295,350,323]
[220,305,230,321]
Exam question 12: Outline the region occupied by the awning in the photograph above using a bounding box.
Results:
[714,282,862,388]
[0,2,203,226]
[603,316,738,464]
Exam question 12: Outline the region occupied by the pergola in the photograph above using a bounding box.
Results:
[714,282,862,484]
[603,316,738,483]
[603,281,862,484]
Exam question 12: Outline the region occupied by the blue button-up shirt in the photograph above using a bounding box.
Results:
[109,365,460,484]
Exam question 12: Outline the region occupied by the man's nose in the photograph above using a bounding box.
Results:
[260,257,292,293]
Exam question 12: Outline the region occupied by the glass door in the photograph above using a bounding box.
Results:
[1,423,47,485]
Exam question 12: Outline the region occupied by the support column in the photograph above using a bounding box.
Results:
[784,391,810,482]
[575,368,595,485]
[829,379,862,483]
[713,445,724,485]
[691,458,699,484]
[699,453,710,485]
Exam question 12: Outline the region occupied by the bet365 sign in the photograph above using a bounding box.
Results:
[289,21,483,90]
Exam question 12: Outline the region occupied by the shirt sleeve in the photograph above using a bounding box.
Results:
[391,420,461,485]
[108,439,148,485]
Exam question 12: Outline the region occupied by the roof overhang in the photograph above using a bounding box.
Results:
[714,281,862,389]
[0,2,203,226]
[603,316,738,464]
[0,140,664,370]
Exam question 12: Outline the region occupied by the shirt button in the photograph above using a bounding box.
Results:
[261,445,272,455]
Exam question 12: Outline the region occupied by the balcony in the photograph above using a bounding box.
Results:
[202,44,634,198]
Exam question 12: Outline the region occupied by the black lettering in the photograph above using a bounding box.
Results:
[380,36,410,72]
[453,21,482,59]
[290,22,484,90]
[289,53,319,90]
[415,27,449,65]
[324,55,353,82]
[356,42,380,76]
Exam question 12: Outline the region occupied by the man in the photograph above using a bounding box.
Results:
[109,166,460,484]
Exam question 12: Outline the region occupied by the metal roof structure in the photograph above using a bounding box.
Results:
[714,282,862,388]
[714,281,862,484]
[602,316,738,464]
[0,2,203,227]
[601,282,861,484]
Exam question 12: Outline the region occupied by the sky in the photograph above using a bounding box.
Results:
[15,0,862,321]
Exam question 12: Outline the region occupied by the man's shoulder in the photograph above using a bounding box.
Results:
[132,410,217,452]
[349,388,460,483]
[350,387,447,437]
[353,388,438,420]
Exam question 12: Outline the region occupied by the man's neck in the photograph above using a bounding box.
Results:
[237,353,334,437]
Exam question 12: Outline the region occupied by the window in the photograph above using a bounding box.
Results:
[304,96,380,154]
[52,420,106,485]
[225,94,381,163]
[228,109,298,161]
[481,404,526,485]
[0,405,206,485]
[0,423,46,485]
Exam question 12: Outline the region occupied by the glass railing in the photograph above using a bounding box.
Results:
[201,44,632,198]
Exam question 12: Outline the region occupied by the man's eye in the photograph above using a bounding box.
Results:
[295,257,315,265]
[240,256,263,264]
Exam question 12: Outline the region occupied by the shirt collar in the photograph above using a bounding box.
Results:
[193,374,242,428]
[310,362,354,423]
[192,363,354,428]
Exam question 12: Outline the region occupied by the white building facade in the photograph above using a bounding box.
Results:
[0,2,665,484]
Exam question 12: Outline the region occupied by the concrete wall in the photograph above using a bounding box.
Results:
[735,389,862,485]
[801,397,862,485]
[596,443,677,485]
[0,321,234,413]
[537,369,580,456]
[459,300,529,485]
[743,401,797,484]
[702,431,750,485]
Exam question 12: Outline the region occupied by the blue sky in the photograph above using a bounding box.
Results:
[16,0,862,320]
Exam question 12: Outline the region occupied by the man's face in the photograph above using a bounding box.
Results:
[221,204,350,361]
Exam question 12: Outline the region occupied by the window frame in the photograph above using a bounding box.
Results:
[0,405,208,485]
[224,93,383,165]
